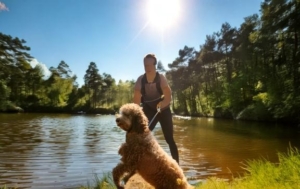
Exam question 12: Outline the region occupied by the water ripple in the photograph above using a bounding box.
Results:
[1,114,299,188]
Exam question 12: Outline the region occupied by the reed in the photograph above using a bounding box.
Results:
[79,173,116,189]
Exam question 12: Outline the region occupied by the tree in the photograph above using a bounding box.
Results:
[84,62,102,108]
[168,46,196,115]
[100,73,116,107]
[0,80,10,110]
[43,62,75,107]
[0,33,32,80]
[157,61,166,72]
[57,60,72,78]
[0,33,33,104]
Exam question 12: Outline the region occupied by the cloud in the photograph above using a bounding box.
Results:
[29,58,39,68]
[29,58,51,80]
[0,2,9,11]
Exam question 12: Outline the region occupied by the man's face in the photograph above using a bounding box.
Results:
[144,57,156,73]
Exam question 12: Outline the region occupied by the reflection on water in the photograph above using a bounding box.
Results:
[172,117,300,182]
[0,114,299,188]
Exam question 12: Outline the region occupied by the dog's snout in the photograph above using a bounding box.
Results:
[116,118,120,123]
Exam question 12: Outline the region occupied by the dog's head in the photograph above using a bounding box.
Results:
[115,103,149,133]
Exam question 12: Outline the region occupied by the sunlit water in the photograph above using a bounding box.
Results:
[0,113,299,189]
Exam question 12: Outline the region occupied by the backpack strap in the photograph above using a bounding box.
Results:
[141,73,147,96]
[155,72,163,95]
[141,72,163,98]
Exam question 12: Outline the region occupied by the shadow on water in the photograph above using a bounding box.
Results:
[0,114,299,188]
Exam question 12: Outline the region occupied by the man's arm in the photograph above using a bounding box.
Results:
[133,76,142,105]
[159,74,172,109]
[160,85,172,108]
[133,89,141,105]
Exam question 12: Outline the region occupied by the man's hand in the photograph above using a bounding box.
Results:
[156,102,161,112]
[156,95,165,112]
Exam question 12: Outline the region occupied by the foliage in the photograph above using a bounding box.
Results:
[165,0,300,124]
[0,80,10,111]
[0,32,129,113]
[79,173,116,189]
[0,186,17,189]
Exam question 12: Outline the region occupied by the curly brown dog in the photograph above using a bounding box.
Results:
[112,103,193,189]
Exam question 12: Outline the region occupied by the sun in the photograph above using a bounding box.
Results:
[147,0,181,30]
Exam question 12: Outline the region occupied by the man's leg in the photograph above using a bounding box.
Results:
[159,107,179,163]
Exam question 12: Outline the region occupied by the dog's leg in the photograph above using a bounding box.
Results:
[118,143,127,156]
[112,163,136,189]
[112,163,126,189]
[123,170,135,184]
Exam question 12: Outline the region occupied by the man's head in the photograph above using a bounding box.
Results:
[143,54,157,73]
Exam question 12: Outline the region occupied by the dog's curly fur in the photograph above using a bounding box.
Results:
[112,103,193,189]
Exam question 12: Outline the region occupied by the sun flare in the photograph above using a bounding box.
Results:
[147,0,181,30]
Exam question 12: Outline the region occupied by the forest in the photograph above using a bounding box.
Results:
[1,0,299,125]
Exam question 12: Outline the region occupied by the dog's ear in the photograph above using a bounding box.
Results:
[130,107,148,134]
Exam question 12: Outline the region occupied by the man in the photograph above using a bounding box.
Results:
[133,53,179,163]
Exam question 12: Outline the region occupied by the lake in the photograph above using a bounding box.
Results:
[0,113,299,189]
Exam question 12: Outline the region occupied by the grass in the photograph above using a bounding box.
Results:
[79,173,116,189]
[2,146,300,189]
[195,146,300,189]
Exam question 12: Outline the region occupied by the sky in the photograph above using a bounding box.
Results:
[0,0,263,86]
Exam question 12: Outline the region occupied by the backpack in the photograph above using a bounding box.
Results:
[141,72,163,103]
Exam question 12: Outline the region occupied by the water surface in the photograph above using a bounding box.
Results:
[0,113,299,188]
